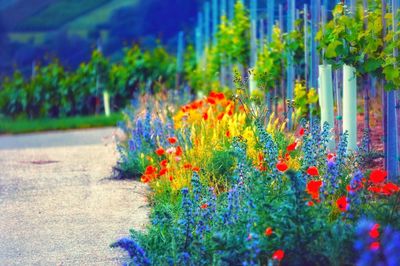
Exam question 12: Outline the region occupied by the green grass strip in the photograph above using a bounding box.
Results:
[0,113,123,135]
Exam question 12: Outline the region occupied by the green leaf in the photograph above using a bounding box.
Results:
[325,40,342,58]
[383,65,400,81]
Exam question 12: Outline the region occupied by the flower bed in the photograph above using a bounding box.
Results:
[112,91,400,265]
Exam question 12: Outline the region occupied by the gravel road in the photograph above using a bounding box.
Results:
[0,128,149,265]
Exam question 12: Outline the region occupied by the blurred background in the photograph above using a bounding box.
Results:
[0,0,330,79]
[0,0,201,78]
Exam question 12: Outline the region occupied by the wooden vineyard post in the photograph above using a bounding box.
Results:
[343,64,358,151]
[286,0,295,130]
[387,0,399,179]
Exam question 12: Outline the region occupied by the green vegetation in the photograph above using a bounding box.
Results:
[0,112,122,134]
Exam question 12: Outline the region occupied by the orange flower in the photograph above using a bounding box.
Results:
[168,137,177,144]
[169,176,173,181]
[141,175,151,183]
[192,167,200,172]
[272,250,284,260]
[217,112,225,120]
[286,142,297,152]
[276,162,288,172]
[264,227,273,236]
[156,147,165,156]
[307,166,319,176]
[226,130,231,138]
[369,169,387,183]
[175,146,183,156]
[200,203,208,209]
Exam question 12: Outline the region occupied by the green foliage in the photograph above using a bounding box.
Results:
[318,1,400,90]
[0,46,176,119]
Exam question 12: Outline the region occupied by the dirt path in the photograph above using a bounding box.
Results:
[0,128,149,265]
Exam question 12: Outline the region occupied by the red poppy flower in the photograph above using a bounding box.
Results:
[184,163,192,169]
[336,196,348,212]
[168,137,177,144]
[307,201,314,206]
[298,127,305,136]
[369,169,387,183]
[192,167,200,172]
[159,168,168,176]
[307,166,319,176]
[382,182,400,195]
[202,112,209,121]
[160,160,168,168]
[209,91,218,98]
[369,223,380,239]
[175,146,183,156]
[239,106,245,112]
[207,97,216,105]
[216,92,225,100]
[200,203,208,209]
[226,130,231,138]
[156,147,165,156]
[272,250,285,260]
[369,241,380,251]
[306,180,323,200]
[264,227,273,236]
[276,162,288,172]
[169,176,173,181]
[145,165,157,175]
[327,153,336,161]
[286,142,297,152]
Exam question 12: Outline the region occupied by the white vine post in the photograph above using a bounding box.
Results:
[343,64,357,151]
[96,42,110,117]
[318,3,335,150]
[342,1,358,151]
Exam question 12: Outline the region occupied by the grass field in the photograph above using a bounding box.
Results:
[0,113,123,134]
